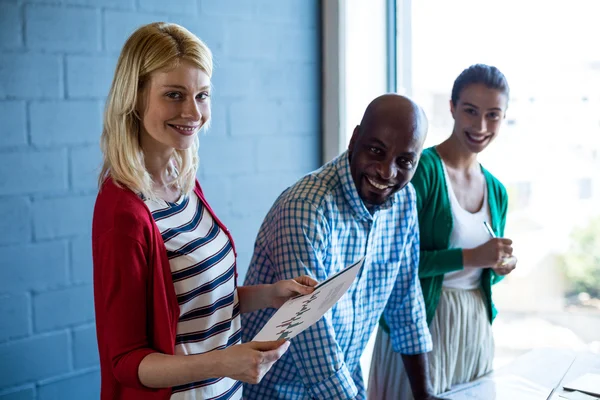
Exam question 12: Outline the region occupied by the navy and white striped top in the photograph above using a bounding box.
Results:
[145,191,242,400]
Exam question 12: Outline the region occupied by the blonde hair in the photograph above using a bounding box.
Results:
[99,22,213,198]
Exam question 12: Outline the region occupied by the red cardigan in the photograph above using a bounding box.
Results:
[92,178,237,400]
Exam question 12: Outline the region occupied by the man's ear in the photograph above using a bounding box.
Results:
[348,125,360,155]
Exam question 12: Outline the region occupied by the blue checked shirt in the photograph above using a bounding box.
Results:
[241,151,432,400]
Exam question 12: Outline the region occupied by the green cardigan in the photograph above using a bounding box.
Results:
[382,146,508,331]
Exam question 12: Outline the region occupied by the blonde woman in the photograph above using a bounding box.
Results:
[92,22,316,400]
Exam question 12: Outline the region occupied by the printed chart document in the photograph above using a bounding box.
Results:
[253,257,365,341]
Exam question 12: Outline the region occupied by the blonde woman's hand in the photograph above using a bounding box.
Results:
[269,275,318,308]
[218,340,290,384]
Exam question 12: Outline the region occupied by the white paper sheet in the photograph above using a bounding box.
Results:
[559,390,600,400]
[564,374,600,397]
[253,257,365,342]
[440,374,552,400]
[439,379,497,399]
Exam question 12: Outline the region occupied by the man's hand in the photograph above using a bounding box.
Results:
[269,275,318,308]
[218,340,290,384]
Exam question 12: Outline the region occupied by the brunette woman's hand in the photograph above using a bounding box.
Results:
[463,238,513,269]
[492,254,517,275]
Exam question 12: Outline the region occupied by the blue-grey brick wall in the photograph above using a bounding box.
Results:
[0,0,320,398]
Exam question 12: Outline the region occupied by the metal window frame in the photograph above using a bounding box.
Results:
[394,0,412,96]
[321,0,347,164]
[386,0,397,93]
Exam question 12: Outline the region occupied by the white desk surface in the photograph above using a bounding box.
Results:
[440,348,600,400]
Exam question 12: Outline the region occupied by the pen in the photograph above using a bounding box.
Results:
[483,221,495,238]
[484,221,513,266]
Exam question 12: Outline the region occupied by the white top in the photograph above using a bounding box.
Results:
[145,191,242,400]
[441,161,491,290]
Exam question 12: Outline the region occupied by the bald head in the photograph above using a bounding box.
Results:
[358,94,428,142]
[348,94,428,206]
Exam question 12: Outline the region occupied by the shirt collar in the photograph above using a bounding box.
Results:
[336,151,396,220]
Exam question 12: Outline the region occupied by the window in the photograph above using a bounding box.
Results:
[578,178,592,200]
[510,181,532,210]
[400,0,600,367]
[324,0,600,382]
[321,0,389,163]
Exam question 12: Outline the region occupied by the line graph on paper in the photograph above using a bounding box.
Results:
[253,257,365,342]
[274,291,320,339]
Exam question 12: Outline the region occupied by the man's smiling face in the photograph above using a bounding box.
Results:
[348,121,423,206]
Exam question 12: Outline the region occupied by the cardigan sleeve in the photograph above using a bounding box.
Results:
[411,151,465,278]
[95,227,157,389]
[491,182,510,285]
[419,248,464,278]
[412,155,430,215]
[498,184,509,237]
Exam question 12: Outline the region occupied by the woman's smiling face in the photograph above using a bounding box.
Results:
[450,83,508,154]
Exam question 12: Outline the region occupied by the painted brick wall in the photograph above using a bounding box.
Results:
[0,0,320,398]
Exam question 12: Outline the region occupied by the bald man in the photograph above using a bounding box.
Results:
[242,95,443,400]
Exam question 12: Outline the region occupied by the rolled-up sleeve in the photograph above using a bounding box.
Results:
[269,199,358,399]
[383,216,432,355]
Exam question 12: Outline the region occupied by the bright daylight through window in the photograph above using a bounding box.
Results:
[404,0,600,367]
